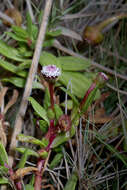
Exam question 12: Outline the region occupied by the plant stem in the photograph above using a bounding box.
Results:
[34,159,45,190]
[15,182,22,190]
[97,13,127,31]
[34,120,56,190]
[49,83,54,110]
[80,83,96,109]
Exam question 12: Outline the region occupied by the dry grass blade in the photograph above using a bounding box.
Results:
[0,118,7,147]
[42,184,55,190]
[3,89,18,114]
[0,87,8,109]
[8,0,54,167]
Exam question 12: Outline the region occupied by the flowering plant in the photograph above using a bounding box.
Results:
[0,61,108,190]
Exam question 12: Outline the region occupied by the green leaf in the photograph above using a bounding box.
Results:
[2,77,43,89]
[6,32,28,42]
[0,40,27,61]
[46,29,62,37]
[0,166,8,174]
[15,61,31,71]
[18,49,33,58]
[58,56,90,71]
[63,172,78,190]
[61,100,73,110]
[39,120,48,134]
[18,149,29,168]
[43,39,55,47]
[0,178,9,184]
[25,184,34,190]
[17,134,47,147]
[28,97,49,125]
[51,133,70,148]
[54,104,63,121]
[41,138,49,147]
[49,153,63,169]
[12,25,29,39]
[51,125,76,148]
[59,71,100,99]
[0,142,8,166]
[2,77,25,88]
[43,87,50,110]
[0,59,27,77]
[26,13,33,38]
[31,25,38,40]
[15,147,39,157]
[32,81,44,90]
[39,51,60,68]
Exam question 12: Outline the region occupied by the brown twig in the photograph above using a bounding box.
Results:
[8,0,53,167]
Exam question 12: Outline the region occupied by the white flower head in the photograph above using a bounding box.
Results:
[41,65,61,78]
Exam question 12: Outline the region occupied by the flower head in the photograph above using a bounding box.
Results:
[41,65,61,78]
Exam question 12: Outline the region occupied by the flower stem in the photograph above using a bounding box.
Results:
[80,83,96,109]
[34,120,56,190]
[49,83,54,110]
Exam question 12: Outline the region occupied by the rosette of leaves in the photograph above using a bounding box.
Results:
[0,13,61,89]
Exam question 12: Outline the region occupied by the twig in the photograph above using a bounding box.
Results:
[99,46,127,64]
[106,83,127,96]
[41,150,51,177]
[53,40,127,81]
[8,0,53,167]
[26,0,35,23]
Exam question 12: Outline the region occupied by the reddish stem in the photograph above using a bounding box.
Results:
[34,120,57,190]
[15,181,22,190]
[80,83,96,109]
[4,163,22,190]
[48,83,54,110]
[34,159,45,190]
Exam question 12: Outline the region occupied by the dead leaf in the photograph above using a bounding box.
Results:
[0,118,7,147]
[11,167,38,180]
[89,107,113,124]
[3,8,22,26]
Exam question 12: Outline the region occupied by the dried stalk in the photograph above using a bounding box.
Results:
[8,0,53,167]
